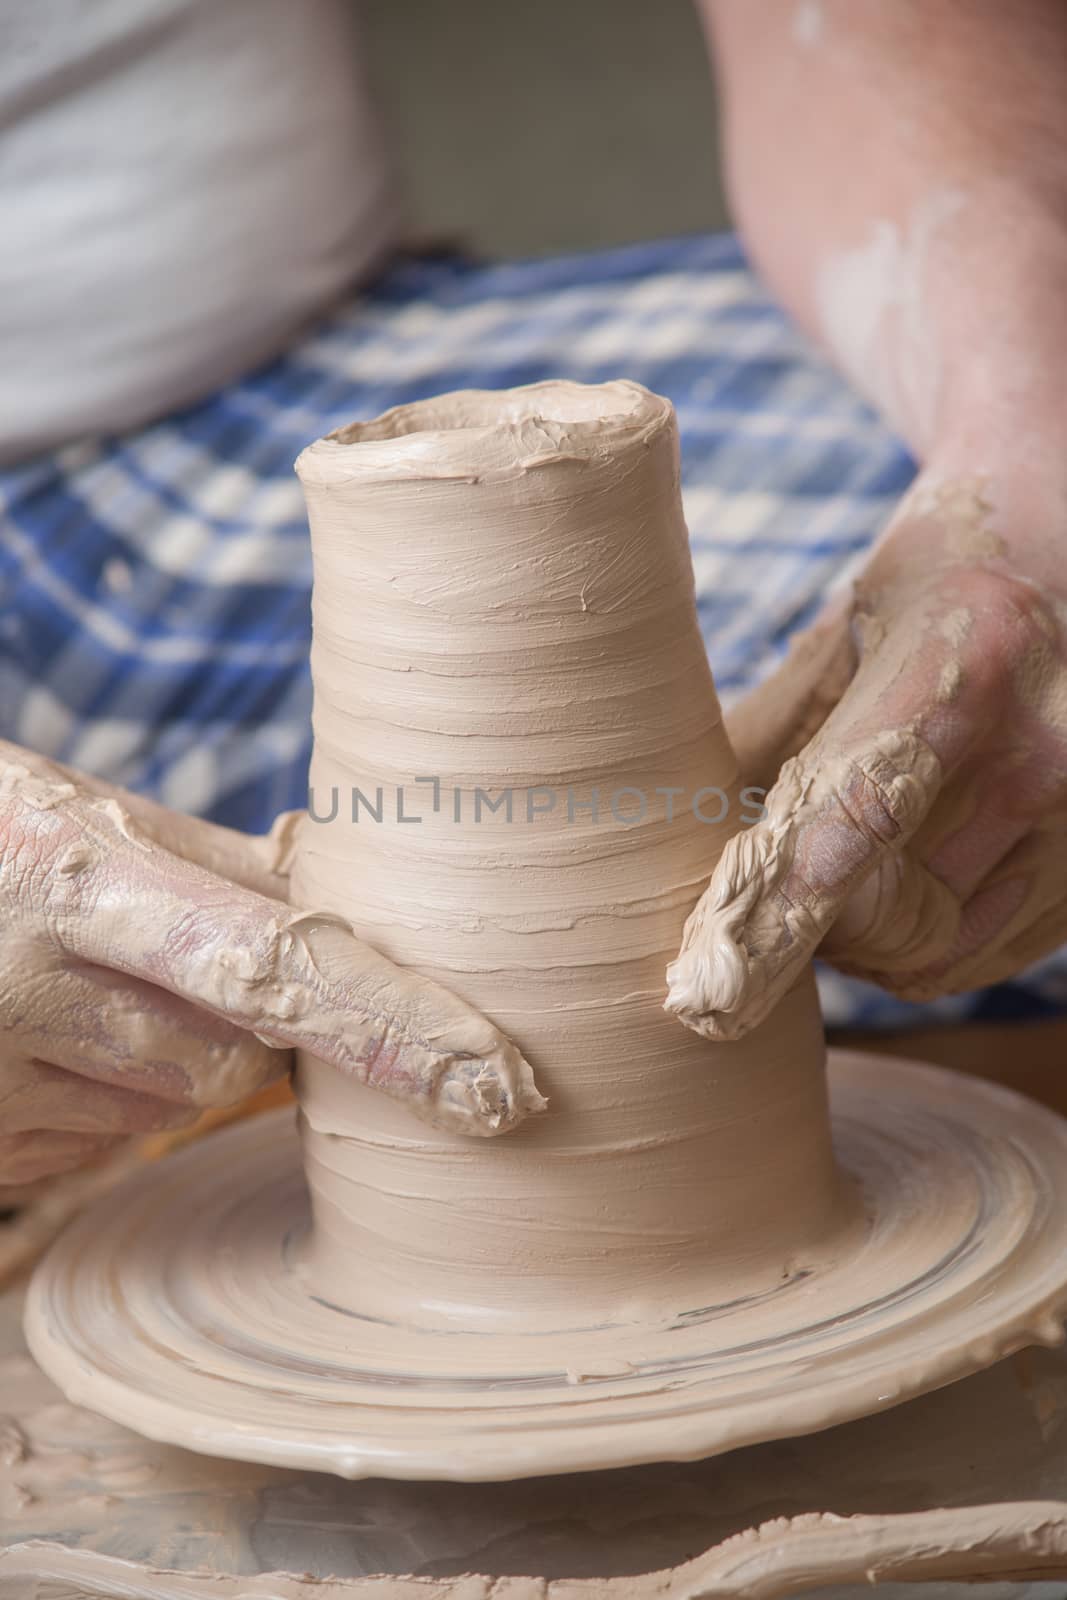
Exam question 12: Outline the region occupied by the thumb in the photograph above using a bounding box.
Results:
[665,722,942,1040]
[722,595,858,793]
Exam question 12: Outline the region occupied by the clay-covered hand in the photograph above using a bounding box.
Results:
[666,476,1067,1039]
[0,743,542,1182]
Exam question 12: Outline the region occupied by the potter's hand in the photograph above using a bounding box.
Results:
[0,743,542,1182]
[666,477,1067,1040]
[683,0,1067,1037]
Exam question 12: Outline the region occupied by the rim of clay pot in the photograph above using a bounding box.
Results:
[294,379,673,485]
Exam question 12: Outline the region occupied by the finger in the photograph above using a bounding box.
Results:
[819,841,962,981]
[822,676,1065,983]
[665,566,1033,1040]
[6,942,285,1107]
[279,914,547,1134]
[6,780,544,1136]
[665,722,944,1038]
[0,740,292,899]
[881,821,1067,1000]
[0,1058,197,1137]
[817,760,1028,977]
[0,1131,122,1185]
[723,597,857,790]
[915,747,1035,901]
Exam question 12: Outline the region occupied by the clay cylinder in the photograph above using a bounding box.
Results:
[292,381,845,1332]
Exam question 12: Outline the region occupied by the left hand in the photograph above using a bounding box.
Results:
[0,748,542,1185]
[666,471,1067,1040]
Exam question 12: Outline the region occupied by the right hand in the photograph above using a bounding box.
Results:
[0,742,544,1184]
[666,483,1067,1041]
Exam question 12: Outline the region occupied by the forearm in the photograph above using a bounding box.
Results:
[701,0,1067,573]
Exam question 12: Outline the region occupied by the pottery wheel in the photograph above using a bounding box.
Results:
[24,1052,1067,1482]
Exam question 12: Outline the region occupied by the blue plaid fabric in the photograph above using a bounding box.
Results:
[2,232,1063,1028]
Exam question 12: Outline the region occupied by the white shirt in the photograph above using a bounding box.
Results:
[1,0,398,464]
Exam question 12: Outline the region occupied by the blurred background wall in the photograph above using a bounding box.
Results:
[361,0,731,260]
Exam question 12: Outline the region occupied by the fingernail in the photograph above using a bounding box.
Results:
[425,1049,546,1139]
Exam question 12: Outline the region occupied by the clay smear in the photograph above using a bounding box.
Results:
[7,1507,1067,1599]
